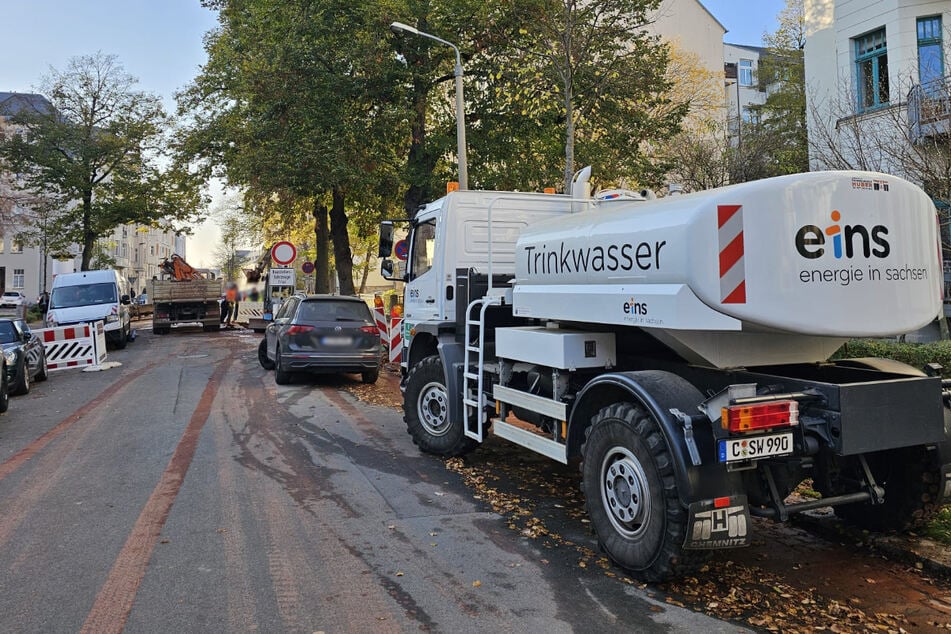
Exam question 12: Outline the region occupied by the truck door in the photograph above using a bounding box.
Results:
[405,218,441,322]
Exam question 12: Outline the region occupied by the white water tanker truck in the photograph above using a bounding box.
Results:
[378,169,951,581]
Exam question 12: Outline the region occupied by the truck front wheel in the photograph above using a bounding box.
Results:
[404,355,478,457]
[582,402,705,582]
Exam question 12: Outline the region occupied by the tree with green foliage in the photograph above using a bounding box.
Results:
[0,53,204,270]
[180,0,405,295]
[751,0,808,175]
[460,0,686,193]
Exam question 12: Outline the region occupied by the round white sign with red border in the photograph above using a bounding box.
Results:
[271,241,297,266]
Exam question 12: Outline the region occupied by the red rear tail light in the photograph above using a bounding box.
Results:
[360,326,380,336]
[722,400,798,433]
[287,325,315,335]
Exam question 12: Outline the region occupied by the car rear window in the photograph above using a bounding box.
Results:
[299,300,371,322]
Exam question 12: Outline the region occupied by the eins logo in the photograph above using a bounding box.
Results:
[795,210,890,260]
[623,297,647,316]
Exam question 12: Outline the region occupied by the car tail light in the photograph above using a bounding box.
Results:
[360,326,380,336]
[287,325,315,335]
[721,400,798,433]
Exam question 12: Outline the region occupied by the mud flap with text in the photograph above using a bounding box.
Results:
[683,496,751,550]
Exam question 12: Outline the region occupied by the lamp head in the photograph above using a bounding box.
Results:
[390,21,418,36]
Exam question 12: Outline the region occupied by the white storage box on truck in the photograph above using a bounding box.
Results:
[46,269,133,348]
[379,169,951,581]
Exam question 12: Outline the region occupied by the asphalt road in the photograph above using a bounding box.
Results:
[0,324,741,633]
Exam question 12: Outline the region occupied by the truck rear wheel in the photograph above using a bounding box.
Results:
[832,446,944,532]
[581,402,705,582]
[404,355,478,457]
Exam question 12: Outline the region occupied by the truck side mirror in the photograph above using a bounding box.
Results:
[381,257,395,279]
[379,221,394,258]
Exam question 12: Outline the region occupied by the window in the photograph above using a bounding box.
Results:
[918,16,944,91]
[410,220,436,280]
[855,28,889,111]
[12,269,24,289]
[10,238,23,254]
[741,106,760,125]
[739,59,753,86]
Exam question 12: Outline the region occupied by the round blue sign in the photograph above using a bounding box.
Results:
[394,239,409,261]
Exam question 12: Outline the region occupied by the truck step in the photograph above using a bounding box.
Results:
[492,420,567,464]
[493,385,567,420]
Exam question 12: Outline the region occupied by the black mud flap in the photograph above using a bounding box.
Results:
[683,495,751,550]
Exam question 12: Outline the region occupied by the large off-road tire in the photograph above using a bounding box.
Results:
[274,345,292,385]
[11,359,29,396]
[403,355,478,457]
[832,446,944,532]
[581,402,706,582]
[258,339,275,370]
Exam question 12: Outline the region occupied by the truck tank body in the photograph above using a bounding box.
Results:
[511,171,941,368]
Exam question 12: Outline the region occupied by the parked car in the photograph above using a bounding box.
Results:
[0,318,48,395]
[258,294,381,385]
[0,291,27,308]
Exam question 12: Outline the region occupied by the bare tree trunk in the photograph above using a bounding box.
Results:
[330,187,355,296]
[358,241,372,294]
[81,190,94,271]
[312,199,331,294]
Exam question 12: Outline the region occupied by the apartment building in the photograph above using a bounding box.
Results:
[805,0,950,168]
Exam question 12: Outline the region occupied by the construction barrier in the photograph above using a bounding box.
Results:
[34,321,107,372]
[389,316,403,364]
[373,305,403,364]
[236,301,264,324]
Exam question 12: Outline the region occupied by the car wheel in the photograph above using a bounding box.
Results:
[12,358,29,396]
[274,345,292,385]
[114,325,128,349]
[35,351,48,382]
[258,339,275,370]
[0,366,9,413]
[362,368,379,384]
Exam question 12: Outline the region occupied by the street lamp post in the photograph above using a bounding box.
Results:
[390,21,468,190]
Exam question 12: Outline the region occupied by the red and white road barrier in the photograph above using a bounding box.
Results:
[388,316,403,364]
[374,305,403,364]
[236,301,264,324]
[34,321,107,372]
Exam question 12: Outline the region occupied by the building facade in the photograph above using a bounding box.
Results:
[804,0,951,169]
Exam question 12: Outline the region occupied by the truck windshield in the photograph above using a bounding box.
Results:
[50,283,117,308]
[411,220,436,279]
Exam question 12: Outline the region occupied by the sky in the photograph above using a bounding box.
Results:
[1,0,782,267]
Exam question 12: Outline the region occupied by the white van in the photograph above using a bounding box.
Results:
[46,270,133,348]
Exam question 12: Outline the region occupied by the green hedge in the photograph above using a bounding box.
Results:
[832,339,951,377]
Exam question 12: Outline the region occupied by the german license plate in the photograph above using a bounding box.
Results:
[322,336,352,346]
[718,432,793,463]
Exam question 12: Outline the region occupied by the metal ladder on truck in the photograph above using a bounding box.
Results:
[462,294,502,442]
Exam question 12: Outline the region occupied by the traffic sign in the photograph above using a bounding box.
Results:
[301,261,315,274]
[269,267,296,287]
[271,241,297,266]
[394,239,409,261]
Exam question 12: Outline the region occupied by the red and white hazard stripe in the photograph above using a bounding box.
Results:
[388,317,403,364]
[717,204,746,304]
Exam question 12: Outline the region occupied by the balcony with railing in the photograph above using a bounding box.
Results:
[908,77,951,142]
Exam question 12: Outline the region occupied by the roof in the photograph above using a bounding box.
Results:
[695,1,728,34]
[0,92,54,119]
[725,43,769,54]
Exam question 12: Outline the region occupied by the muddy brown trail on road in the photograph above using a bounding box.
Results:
[348,367,951,632]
